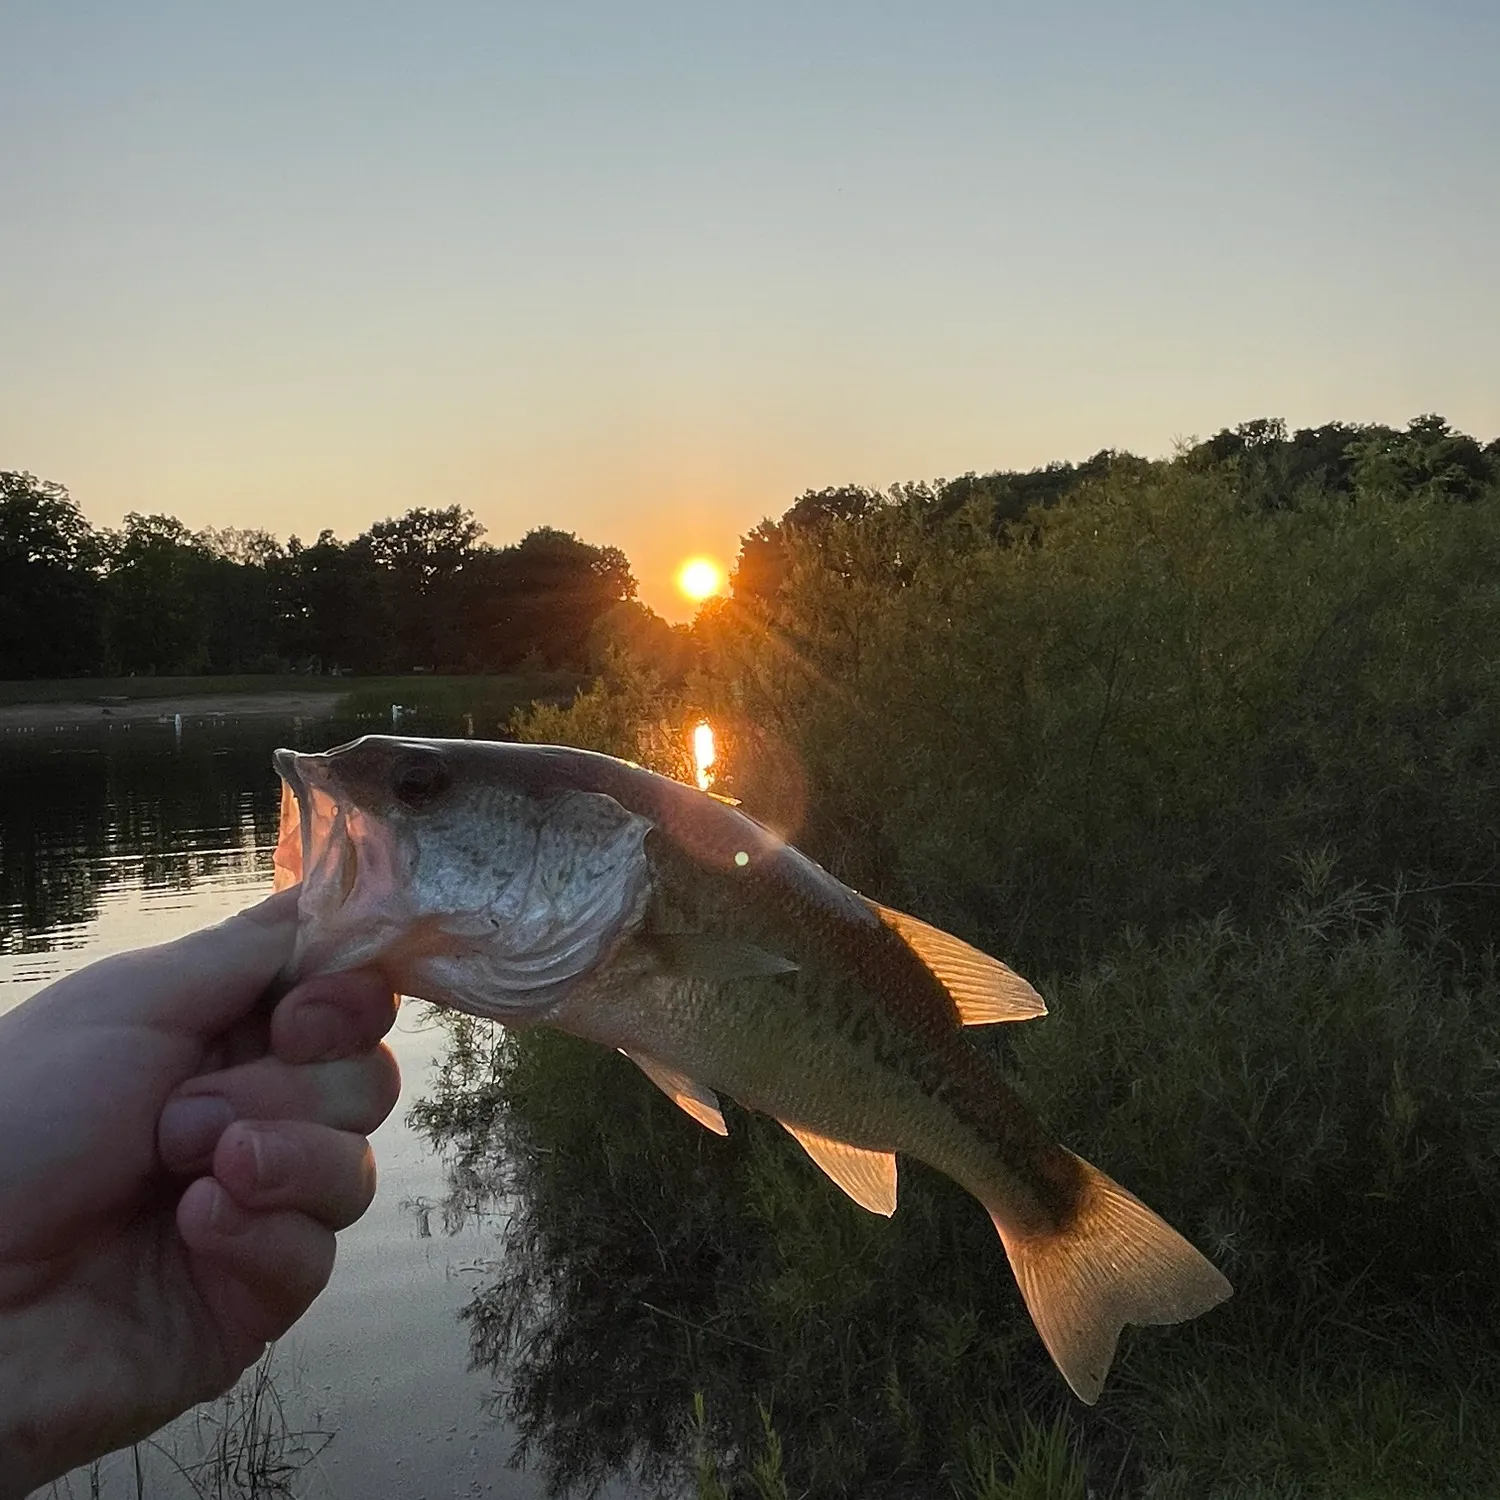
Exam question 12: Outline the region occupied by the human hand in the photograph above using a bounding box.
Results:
[0,889,400,1498]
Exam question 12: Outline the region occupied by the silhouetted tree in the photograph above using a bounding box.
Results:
[362,505,486,669]
[100,514,216,675]
[197,527,284,671]
[274,531,390,672]
[0,472,103,677]
[482,528,636,669]
[734,485,883,600]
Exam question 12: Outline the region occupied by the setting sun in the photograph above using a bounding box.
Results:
[676,556,725,602]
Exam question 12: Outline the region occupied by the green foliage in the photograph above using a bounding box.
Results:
[414,895,1500,1497]
[649,462,1500,966]
[1017,873,1500,1347]
[479,430,1500,1495]
[959,1417,1087,1500]
[513,652,702,783]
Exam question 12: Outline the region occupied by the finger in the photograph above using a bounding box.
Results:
[50,888,300,1037]
[178,1178,337,1346]
[212,966,395,1074]
[214,1120,377,1230]
[160,1045,400,1171]
[270,970,399,1065]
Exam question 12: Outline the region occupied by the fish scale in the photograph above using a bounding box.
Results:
[636,830,1076,1223]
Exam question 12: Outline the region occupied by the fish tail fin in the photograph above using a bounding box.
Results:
[987,1152,1231,1404]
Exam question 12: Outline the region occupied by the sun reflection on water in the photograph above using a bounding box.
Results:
[692,721,716,791]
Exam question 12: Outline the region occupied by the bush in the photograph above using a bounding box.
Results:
[460,453,1500,1495]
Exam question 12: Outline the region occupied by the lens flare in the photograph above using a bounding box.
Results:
[693,721,716,791]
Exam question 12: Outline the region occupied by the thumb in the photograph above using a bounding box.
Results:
[52,888,301,1037]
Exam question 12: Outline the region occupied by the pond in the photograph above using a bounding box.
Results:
[0,714,646,1500]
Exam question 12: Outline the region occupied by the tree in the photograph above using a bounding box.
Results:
[362,506,486,669]
[587,599,695,680]
[734,486,883,600]
[197,526,283,568]
[479,528,636,670]
[0,472,103,677]
[939,452,1121,529]
[100,514,217,675]
[274,531,391,673]
[1349,414,1494,503]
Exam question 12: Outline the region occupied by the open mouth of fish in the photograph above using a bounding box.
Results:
[272,747,407,976]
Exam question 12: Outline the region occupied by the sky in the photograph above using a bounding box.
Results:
[2,2,1496,619]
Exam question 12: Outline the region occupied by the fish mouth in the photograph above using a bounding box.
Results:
[272,747,402,978]
[273,748,356,903]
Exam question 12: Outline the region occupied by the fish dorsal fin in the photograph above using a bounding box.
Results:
[642,933,799,982]
[782,1122,897,1217]
[870,902,1046,1025]
[623,1049,729,1136]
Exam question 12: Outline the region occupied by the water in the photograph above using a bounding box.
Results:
[0,716,618,1500]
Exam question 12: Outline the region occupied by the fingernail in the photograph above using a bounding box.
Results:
[207,1181,252,1236]
[160,1096,236,1167]
[246,1126,293,1189]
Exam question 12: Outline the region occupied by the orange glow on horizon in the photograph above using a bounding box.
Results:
[676,556,725,603]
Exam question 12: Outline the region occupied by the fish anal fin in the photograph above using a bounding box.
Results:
[871,902,1046,1024]
[622,1049,729,1136]
[783,1122,897,1217]
[642,933,798,983]
[988,1152,1232,1404]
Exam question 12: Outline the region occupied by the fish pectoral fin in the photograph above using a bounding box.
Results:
[641,933,799,982]
[782,1122,897,1217]
[870,901,1046,1025]
[622,1049,729,1136]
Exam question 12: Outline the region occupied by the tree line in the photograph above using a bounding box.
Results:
[0,488,638,678]
[733,412,1500,597]
[4,412,1494,681]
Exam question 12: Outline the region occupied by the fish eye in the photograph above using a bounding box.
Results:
[392,751,451,809]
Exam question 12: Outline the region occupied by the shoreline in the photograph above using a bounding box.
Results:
[0,690,347,729]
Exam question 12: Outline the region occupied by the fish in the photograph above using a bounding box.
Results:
[271,734,1230,1402]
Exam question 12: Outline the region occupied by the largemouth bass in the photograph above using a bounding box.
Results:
[271,734,1229,1401]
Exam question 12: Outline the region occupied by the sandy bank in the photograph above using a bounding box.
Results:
[0,690,346,729]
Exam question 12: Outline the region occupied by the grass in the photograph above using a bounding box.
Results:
[0,671,587,730]
[45,1349,328,1500]
[0,675,329,705]
[333,669,585,734]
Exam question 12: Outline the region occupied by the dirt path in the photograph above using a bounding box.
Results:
[0,690,347,729]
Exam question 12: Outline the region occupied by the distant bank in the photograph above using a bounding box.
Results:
[0,672,583,732]
[0,690,345,729]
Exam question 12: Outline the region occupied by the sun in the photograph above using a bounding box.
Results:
[676,556,725,602]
